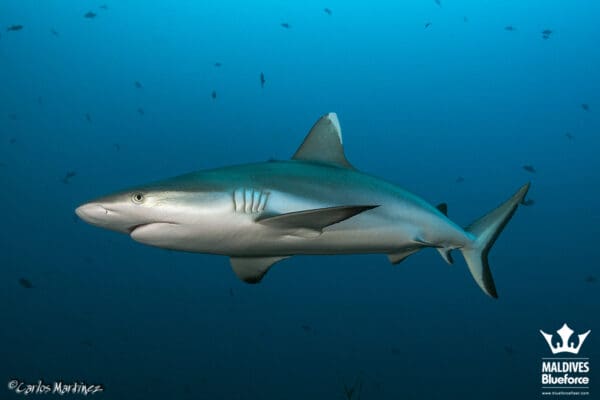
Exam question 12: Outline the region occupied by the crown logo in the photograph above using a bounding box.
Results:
[540,323,591,355]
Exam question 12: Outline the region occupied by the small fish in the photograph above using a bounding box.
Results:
[9,137,17,145]
[565,132,574,140]
[37,96,43,105]
[80,339,94,347]
[229,288,234,297]
[214,62,222,67]
[8,113,18,120]
[61,171,77,184]
[522,165,536,173]
[541,30,552,40]
[260,72,266,88]
[455,176,465,183]
[581,103,590,111]
[50,28,59,37]
[585,275,597,283]
[301,324,312,332]
[7,25,23,32]
[504,25,516,31]
[99,4,109,10]
[343,378,363,400]
[84,11,97,19]
[434,0,441,7]
[85,113,92,123]
[137,107,145,116]
[324,8,332,15]
[521,199,535,206]
[504,345,515,356]
[391,347,401,356]
[280,23,291,29]
[211,90,217,100]
[463,16,469,23]
[0,162,7,167]
[113,143,121,151]
[134,81,143,89]
[425,22,432,29]
[19,278,33,288]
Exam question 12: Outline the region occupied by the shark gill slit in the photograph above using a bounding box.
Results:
[252,191,260,212]
[244,189,252,213]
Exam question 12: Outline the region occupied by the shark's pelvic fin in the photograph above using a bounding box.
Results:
[412,236,442,248]
[292,112,354,169]
[460,182,530,299]
[388,247,422,265]
[230,256,288,283]
[257,205,378,233]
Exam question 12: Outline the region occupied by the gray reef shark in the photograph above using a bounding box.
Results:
[76,113,529,298]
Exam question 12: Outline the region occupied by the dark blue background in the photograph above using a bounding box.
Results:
[1,1,598,398]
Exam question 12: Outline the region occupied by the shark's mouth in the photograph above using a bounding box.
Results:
[128,223,150,234]
[128,222,178,235]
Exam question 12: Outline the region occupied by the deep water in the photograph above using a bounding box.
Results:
[1,1,599,399]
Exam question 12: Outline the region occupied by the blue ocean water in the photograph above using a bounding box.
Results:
[1,1,599,399]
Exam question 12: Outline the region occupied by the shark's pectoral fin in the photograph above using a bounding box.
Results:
[292,113,354,169]
[388,247,422,265]
[257,205,378,233]
[230,256,288,284]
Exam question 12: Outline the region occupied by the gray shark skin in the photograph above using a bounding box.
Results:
[76,113,529,298]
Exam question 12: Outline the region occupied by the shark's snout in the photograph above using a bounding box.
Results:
[75,203,109,224]
[75,199,166,234]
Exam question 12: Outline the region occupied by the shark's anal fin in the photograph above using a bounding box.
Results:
[230,256,288,283]
[257,205,378,232]
[437,248,454,265]
[292,113,353,169]
[388,247,421,265]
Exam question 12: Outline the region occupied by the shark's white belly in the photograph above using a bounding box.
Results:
[132,188,467,256]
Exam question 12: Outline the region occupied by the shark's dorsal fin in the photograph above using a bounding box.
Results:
[257,205,378,233]
[230,256,288,283]
[292,113,353,169]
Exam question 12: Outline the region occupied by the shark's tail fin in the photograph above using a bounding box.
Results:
[460,183,530,298]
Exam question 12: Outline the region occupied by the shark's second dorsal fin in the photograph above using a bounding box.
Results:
[292,113,353,169]
[436,203,448,216]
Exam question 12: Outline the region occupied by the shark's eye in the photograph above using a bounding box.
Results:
[131,192,145,204]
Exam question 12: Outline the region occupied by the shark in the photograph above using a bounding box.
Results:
[76,113,529,298]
